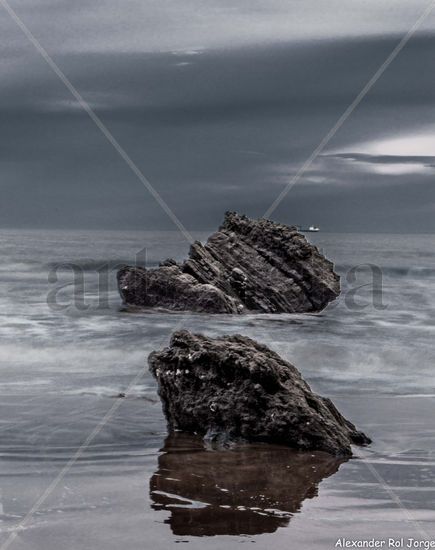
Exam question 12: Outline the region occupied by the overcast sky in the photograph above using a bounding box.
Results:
[1,0,434,232]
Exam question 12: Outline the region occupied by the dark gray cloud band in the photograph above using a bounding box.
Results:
[1,3,434,232]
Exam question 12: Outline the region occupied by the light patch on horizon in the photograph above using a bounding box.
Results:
[370,162,428,176]
[362,131,435,157]
[325,130,435,177]
[267,163,336,186]
[171,49,204,56]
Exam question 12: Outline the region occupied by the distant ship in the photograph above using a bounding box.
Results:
[295,225,320,232]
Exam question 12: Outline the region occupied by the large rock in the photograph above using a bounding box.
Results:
[118,211,340,313]
[148,331,371,456]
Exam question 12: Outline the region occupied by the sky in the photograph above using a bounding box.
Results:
[1,0,435,233]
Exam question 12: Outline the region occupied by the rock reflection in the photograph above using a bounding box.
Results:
[150,433,346,536]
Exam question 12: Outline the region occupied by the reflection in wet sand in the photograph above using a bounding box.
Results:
[150,433,346,536]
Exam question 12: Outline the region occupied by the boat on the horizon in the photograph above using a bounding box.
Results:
[296,225,320,232]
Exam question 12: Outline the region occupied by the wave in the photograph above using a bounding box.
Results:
[63,384,156,399]
[45,259,160,272]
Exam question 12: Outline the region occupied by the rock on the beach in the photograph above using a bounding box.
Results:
[148,331,371,456]
[117,211,340,313]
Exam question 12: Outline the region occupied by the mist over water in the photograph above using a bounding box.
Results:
[1,229,435,548]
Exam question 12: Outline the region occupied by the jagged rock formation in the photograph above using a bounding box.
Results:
[148,331,371,456]
[150,433,345,536]
[118,212,340,313]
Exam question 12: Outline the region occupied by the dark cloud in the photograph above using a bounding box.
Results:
[1,18,435,232]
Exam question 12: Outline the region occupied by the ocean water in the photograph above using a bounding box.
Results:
[0,229,435,549]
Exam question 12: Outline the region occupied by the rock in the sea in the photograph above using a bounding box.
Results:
[117,264,240,313]
[118,211,340,313]
[148,331,371,456]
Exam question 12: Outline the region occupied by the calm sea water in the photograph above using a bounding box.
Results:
[0,229,435,549]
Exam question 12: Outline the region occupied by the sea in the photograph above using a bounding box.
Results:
[0,229,434,549]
